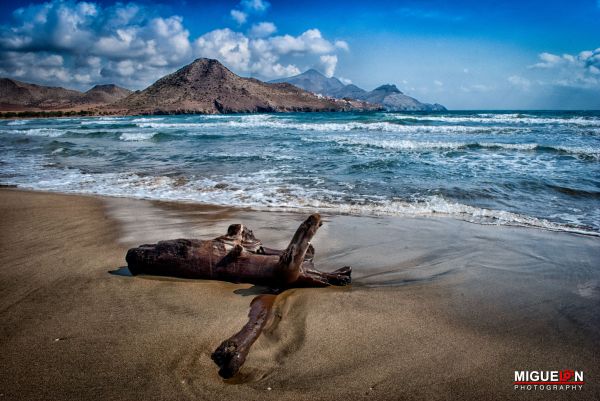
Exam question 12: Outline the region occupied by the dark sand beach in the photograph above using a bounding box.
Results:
[1,188,599,400]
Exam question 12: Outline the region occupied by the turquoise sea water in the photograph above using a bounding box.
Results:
[1,111,599,234]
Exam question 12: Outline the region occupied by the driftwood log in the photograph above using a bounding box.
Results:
[125,213,351,378]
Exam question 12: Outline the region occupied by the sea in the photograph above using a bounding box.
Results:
[1,111,599,235]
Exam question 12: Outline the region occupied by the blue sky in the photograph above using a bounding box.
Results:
[0,0,599,109]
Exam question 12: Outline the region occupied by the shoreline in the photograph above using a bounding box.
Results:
[5,186,599,239]
[1,188,599,400]
[0,107,385,120]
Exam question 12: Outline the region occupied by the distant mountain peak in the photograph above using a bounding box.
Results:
[373,84,402,94]
[90,84,117,89]
[176,58,234,80]
[269,71,445,111]
[303,68,327,76]
[269,68,345,96]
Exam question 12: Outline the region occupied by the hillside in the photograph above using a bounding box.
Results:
[108,59,377,114]
[0,78,131,111]
[271,69,447,111]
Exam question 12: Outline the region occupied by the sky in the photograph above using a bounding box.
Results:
[0,0,599,109]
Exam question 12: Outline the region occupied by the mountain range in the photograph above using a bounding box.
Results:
[106,59,377,115]
[0,59,444,116]
[0,78,131,111]
[270,69,446,111]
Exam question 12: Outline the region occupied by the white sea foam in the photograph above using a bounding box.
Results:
[6,120,29,125]
[2,154,596,236]
[81,117,127,125]
[119,132,157,141]
[477,142,538,150]
[389,114,600,126]
[131,117,165,123]
[135,119,524,134]
[300,135,600,158]
[6,128,64,137]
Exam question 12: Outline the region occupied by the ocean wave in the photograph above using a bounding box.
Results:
[2,157,597,236]
[5,128,64,137]
[6,120,30,125]
[135,119,525,134]
[131,117,165,123]
[80,117,124,124]
[119,132,158,141]
[389,113,600,126]
[302,136,600,159]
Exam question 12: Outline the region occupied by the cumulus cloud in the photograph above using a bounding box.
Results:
[230,0,270,25]
[230,10,247,25]
[0,0,349,89]
[0,1,195,89]
[318,55,338,77]
[270,29,339,55]
[241,0,270,13]
[249,22,277,38]
[526,48,600,89]
[195,28,343,78]
[334,40,350,51]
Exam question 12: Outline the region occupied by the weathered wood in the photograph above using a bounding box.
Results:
[125,213,350,378]
[211,294,277,379]
[126,213,351,288]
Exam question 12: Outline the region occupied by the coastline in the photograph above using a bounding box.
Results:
[1,188,599,400]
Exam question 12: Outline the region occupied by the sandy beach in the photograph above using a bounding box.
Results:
[1,188,599,400]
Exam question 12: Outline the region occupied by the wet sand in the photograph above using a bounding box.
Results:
[0,188,599,400]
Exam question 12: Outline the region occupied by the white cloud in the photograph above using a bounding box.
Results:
[270,29,337,54]
[318,55,338,77]
[530,52,564,68]
[195,27,343,79]
[0,1,196,89]
[526,48,600,89]
[339,77,352,85]
[508,75,531,90]
[434,80,443,86]
[0,0,349,88]
[335,40,349,51]
[230,0,270,25]
[241,0,270,13]
[249,22,277,38]
[230,10,247,25]
[195,29,251,70]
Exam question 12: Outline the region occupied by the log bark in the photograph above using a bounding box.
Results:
[211,294,277,378]
[125,213,351,288]
[125,213,350,378]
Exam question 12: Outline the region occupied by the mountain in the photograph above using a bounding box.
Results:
[334,84,367,100]
[109,59,378,114]
[361,84,446,111]
[360,84,403,104]
[270,69,345,96]
[270,69,367,99]
[0,78,131,111]
[82,84,132,105]
[271,69,446,111]
[0,78,84,110]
